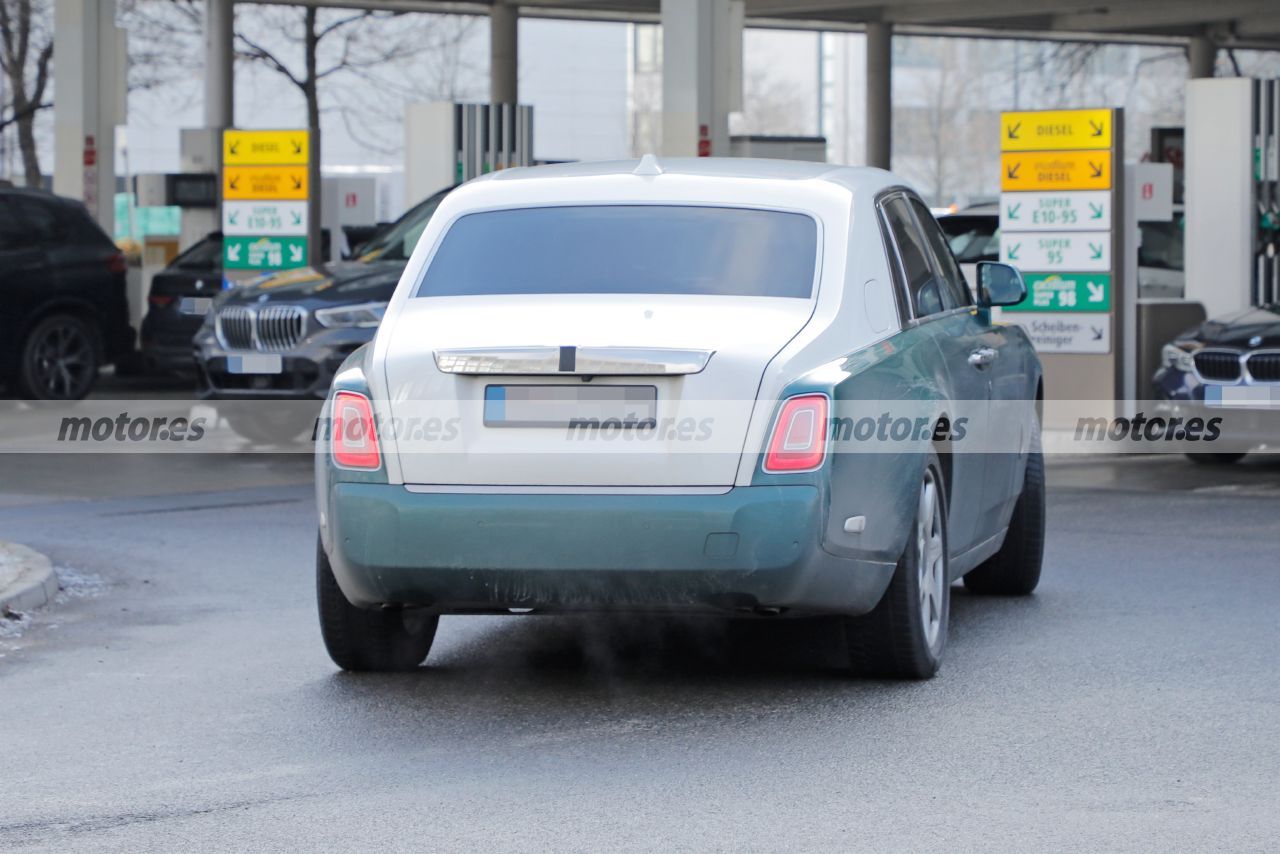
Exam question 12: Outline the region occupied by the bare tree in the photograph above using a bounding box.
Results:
[234,6,439,265]
[890,38,998,205]
[119,0,202,99]
[121,2,480,259]
[325,14,482,156]
[0,0,53,186]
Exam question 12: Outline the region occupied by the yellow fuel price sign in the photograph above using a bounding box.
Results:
[1001,150,1111,191]
[223,130,309,165]
[223,165,309,200]
[1000,109,1112,151]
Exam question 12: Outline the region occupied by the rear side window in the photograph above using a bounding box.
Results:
[7,196,63,245]
[360,189,448,262]
[417,205,818,298]
[882,197,944,317]
[910,198,973,307]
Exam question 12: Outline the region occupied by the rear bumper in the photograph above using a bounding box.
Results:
[1153,391,1280,446]
[323,483,895,616]
[140,310,202,373]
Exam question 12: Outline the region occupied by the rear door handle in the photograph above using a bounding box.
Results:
[968,347,998,367]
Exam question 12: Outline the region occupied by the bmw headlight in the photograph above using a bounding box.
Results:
[1161,342,1196,373]
[314,301,388,329]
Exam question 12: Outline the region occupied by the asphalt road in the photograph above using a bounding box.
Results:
[1,449,1279,851]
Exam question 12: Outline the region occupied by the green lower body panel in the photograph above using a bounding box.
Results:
[323,483,895,615]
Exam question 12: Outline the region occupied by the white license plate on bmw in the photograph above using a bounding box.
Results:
[1205,385,1280,408]
[227,354,283,375]
[483,384,657,427]
[179,297,213,316]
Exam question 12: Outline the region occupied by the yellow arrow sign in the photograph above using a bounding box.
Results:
[223,129,309,165]
[1001,150,1111,191]
[1001,109,1112,151]
[223,165,309,200]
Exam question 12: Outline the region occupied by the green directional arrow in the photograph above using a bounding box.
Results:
[1089,242,1103,260]
[1007,202,1021,220]
[291,211,303,225]
[228,211,239,226]
[1007,242,1021,261]
[1088,202,1104,219]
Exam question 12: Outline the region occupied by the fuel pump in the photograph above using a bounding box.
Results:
[1253,79,1279,306]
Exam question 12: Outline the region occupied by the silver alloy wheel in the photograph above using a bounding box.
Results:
[31,320,94,399]
[917,469,946,651]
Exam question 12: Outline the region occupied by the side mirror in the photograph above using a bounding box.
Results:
[976,261,1027,308]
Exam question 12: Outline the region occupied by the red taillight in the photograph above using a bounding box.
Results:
[106,251,127,275]
[763,394,828,473]
[148,294,174,307]
[332,391,381,470]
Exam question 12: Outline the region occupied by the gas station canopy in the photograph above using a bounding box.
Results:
[262,0,1280,50]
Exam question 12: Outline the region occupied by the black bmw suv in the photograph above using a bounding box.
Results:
[193,187,450,400]
[0,187,133,399]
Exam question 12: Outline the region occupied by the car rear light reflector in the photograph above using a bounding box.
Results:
[106,251,128,275]
[332,391,381,470]
[764,394,829,473]
[148,295,174,307]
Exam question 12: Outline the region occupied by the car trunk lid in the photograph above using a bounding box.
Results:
[381,296,813,486]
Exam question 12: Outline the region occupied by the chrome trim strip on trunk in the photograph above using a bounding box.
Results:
[433,346,714,376]
[403,484,733,495]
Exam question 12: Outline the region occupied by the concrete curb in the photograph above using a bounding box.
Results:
[0,540,58,613]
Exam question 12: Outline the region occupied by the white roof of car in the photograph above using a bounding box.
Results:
[467,156,908,202]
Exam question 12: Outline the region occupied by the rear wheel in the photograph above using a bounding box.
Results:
[316,537,438,672]
[964,432,1045,596]
[1186,452,1246,465]
[845,456,949,679]
[18,314,100,400]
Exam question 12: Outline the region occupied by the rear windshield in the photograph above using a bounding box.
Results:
[171,236,221,271]
[416,205,817,298]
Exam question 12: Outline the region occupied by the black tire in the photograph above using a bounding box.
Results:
[316,536,438,672]
[845,454,950,679]
[1186,452,1246,465]
[964,433,1045,596]
[224,408,317,445]
[18,314,100,400]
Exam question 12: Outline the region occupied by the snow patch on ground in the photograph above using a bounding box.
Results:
[0,565,106,651]
[53,565,107,601]
[0,608,30,639]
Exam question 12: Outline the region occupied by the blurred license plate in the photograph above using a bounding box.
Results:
[484,385,657,427]
[180,297,213,315]
[1205,386,1280,408]
[227,354,283,375]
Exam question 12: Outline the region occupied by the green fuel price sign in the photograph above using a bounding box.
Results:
[223,236,308,271]
[1003,273,1111,313]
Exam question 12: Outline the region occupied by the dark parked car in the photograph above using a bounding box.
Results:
[193,186,450,402]
[141,229,336,376]
[938,204,1187,299]
[1155,302,1280,464]
[0,187,133,399]
[140,232,222,375]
